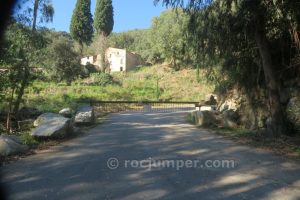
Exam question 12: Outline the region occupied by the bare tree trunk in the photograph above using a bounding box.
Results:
[32,0,39,31]
[172,50,179,71]
[254,15,287,136]
[6,87,15,134]
[97,33,109,72]
[13,65,30,113]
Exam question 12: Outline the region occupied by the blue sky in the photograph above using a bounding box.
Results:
[45,0,166,33]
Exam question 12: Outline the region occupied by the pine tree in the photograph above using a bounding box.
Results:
[70,0,93,53]
[94,0,114,36]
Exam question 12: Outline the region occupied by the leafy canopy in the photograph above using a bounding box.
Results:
[70,0,93,46]
[94,0,114,36]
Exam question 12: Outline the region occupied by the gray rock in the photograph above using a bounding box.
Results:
[75,106,95,125]
[31,116,70,138]
[222,110,239,128]
[59,108,73,118]
[0,134,28,156]
[34,113,62,127]
[286,97,300,133]
[219,99,239,112]
[191,111,218,127]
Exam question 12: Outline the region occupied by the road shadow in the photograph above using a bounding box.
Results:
[1,111,300,199]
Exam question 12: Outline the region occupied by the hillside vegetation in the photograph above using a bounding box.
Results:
[20,64,214,112]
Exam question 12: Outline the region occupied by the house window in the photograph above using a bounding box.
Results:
[120,67,123,71]
[120,59,123,64]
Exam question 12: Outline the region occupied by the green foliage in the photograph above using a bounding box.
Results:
[154,0,300,92]
[108,9,191,67]
[45,36,82,85]
[108,29,156,63]
[150,9,191,69]
[90,73,114,86]
[94,0,114,36]
[156,0,300,135]
[20,132,39,147]
[0,71,10,103]
[0,22,48,113]
[15,0,54,29]
[70,0,93,47]
[18,65,214,112]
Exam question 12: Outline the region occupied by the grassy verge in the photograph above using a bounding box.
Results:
[1,64,214,113]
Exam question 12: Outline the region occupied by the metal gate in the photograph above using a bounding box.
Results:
[86,100,200,113]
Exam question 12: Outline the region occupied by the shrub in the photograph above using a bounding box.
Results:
[85,63,99,74]
[21,132,39,147]
[91,73,114,86]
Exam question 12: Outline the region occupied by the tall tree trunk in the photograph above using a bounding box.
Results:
[32,0,39,31]
[99,33,108,72]
[13,65,29,113]
[254,15,287,136]
[6,87,15,134]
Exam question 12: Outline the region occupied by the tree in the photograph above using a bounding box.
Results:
[46,36,81,85]
[32,0,54,31]
[94,0,114,36]
[15,0,54,31]
[70,0,93,53]
[150,9,190,70]
[92,0,114,72]
[155,0,300,136]
[0,23,47,132]
[108,29,155,63]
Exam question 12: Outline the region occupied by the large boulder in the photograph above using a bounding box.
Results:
[31,113,70,138]
[0,134,28,156]
[219,99,239,112]
[191,111,218,127]
[286,97,300,133]
[75,105,95,125]
[59,108,73,118]
[222,110,239,128]
[34,113,62,127]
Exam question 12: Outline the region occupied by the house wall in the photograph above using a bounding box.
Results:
[81,56,94,65]
[106,48,126,72]
[81,47,143,72]
[126,51,143,71]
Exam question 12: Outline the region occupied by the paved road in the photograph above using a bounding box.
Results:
[1,111,300,200]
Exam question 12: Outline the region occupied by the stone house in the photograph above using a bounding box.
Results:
[81,47,143,72]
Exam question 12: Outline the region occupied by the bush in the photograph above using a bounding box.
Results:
[46,36,81,85]
[20,132,39,147]
[85,63,98,74]
[91,73,114,86]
